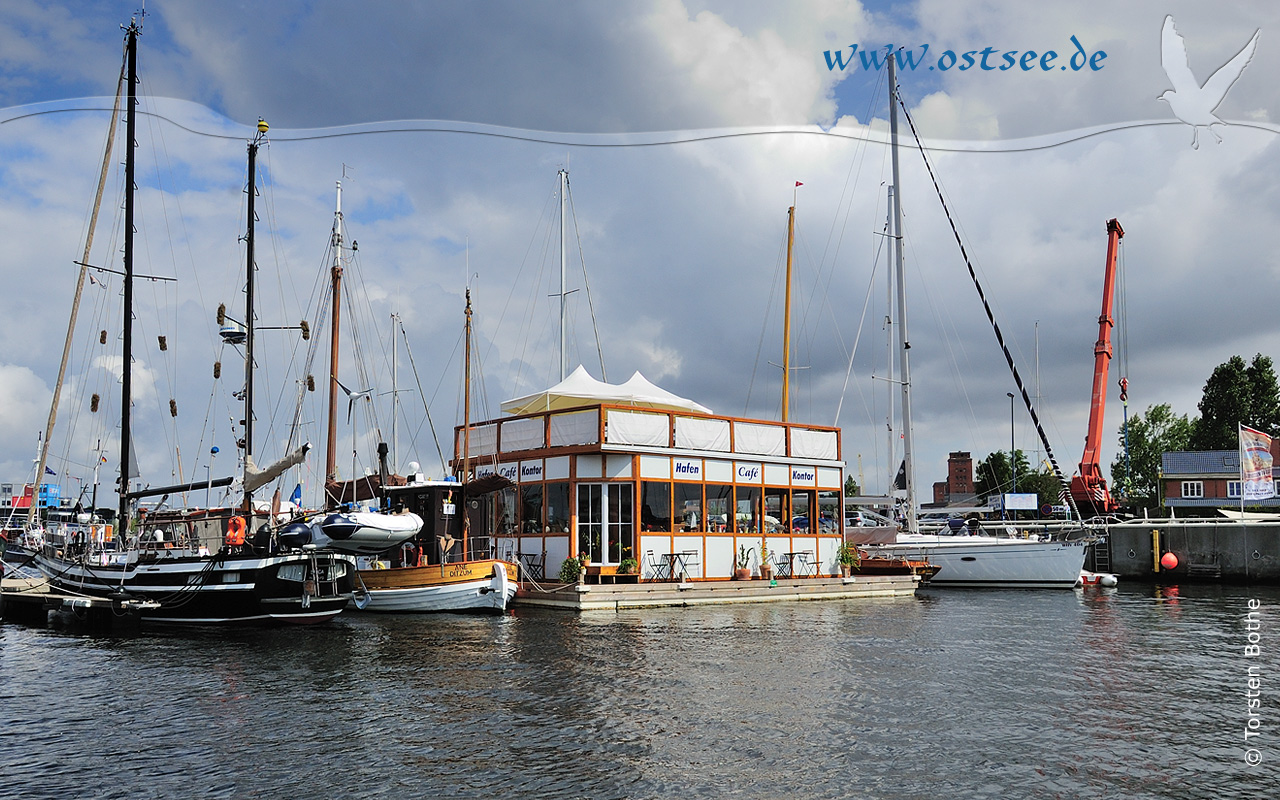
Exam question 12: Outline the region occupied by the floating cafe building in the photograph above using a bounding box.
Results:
[452,366,921,610]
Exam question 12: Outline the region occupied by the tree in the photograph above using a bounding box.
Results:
[1110,403,1193,509]
[843,475,860,497]
[1190,354,1280,449]
[974,450,1030,500]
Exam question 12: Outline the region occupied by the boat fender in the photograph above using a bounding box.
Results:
[278,521,316,549]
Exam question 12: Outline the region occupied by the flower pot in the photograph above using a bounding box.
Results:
[760,565,774,580]
[734,567,751,581]
[840,563,852,578]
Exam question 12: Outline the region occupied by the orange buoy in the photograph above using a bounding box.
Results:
[1160,552,1179,570]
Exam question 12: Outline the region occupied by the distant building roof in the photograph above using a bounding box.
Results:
[1162,450,1240,476]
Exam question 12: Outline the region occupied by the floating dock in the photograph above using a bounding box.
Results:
[513,573,920,611]
[1,575,156,631]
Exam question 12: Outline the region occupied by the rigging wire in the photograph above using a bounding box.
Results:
[893,86,1084,521]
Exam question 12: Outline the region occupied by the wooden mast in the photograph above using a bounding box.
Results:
[781,203,795,423]
[324,182,344,503]
[115,20,139,537]
[463,288,472,482]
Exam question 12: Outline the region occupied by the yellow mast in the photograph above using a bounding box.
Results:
[781,204,795,422]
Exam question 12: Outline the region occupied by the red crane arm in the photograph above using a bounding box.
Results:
[1073,218,1124,515]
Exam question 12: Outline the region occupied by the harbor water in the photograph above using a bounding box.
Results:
[1,583,1274,799]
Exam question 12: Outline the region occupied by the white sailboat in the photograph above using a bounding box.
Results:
[853,57,1087,589]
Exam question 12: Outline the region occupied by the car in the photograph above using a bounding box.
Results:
[846,509,896,527]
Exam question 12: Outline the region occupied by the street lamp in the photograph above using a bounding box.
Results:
[1007,392,1016,521]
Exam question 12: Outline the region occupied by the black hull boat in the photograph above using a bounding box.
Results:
[35,543,355,625]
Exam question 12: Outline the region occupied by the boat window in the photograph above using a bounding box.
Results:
[278,563,306,582]
[640,481,671,531]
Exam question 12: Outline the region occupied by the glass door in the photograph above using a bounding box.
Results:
[577,482,633,564]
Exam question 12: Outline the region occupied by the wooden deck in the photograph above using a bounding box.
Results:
[514,573,920,611]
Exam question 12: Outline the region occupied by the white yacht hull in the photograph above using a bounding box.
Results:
[863,535,1087,588]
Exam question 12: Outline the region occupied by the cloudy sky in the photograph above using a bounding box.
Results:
[1,0,1277,509]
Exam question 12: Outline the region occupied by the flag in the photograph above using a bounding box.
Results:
[795,181,804,187]
[1239,424,1275,501]
[893,460,906,490]
[290,483,303,506]
[44,466,57,476]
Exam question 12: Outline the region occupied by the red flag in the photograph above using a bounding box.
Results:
[795,181,804,187]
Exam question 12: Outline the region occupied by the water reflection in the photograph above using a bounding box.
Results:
[1,587,1275,799]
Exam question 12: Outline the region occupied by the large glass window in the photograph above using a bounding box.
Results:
[706,484,732,532]
[791,490,814,533]
[736,486,761,533]
[674,482,703,531]
[520,484,543,533]
[817,490,840,534]
[495,487,516,535]
[641,481,671,531]
[764,488,789,533]
[546,482,571,533]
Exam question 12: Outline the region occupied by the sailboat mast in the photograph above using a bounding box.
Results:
[116,21,138,537]
[782,205,795,423]
[885,186,896,495]
[390,312,399,474]
[325,182,344,490]
[243,118,268,512]
[31,46,125,529]
[463,289,472,481]
[888,57,917,534]
[558,168,568,382]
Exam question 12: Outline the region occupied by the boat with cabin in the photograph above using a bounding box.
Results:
[34,21,355,624]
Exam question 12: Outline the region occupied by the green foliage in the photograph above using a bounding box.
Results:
[617,557,638,575]
[975,450,1061,511]
[1111,403,1192,508]
[836,540,860,566]
[843,475,860,497]
[973,450,1030,499]
[558,557,582,583]
[736,545,753,569]
[1190,354,1280,449]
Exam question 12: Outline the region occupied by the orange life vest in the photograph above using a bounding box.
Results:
[225,516,247,547]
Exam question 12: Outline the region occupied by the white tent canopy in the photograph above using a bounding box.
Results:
[500,365,712,416]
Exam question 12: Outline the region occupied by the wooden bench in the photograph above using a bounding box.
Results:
[585,564,638,584]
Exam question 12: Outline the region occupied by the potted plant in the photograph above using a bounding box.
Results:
[759,542,774,580]
[558,556,583,584]
[734,545,753,580]
[836,540,860,577]
[617,557,638,575]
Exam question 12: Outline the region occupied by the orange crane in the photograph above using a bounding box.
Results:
[1070,218,1124,516]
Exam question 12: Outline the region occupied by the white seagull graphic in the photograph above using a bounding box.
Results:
[1158,15,1260,149]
